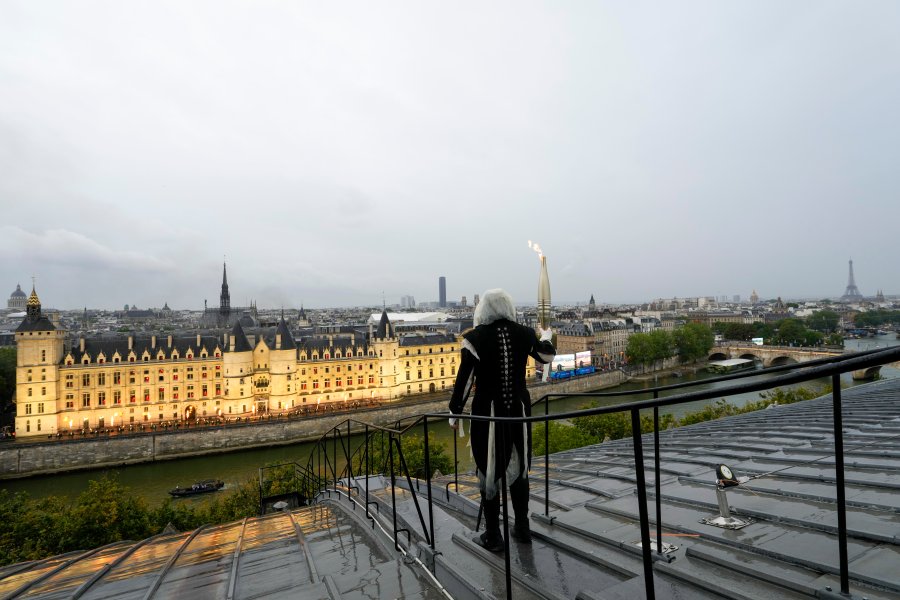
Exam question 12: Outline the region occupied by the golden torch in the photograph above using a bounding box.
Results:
[529,241,552,381]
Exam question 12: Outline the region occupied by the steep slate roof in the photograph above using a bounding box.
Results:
[66,335,223,363]
[15,287,55,333]
[230,321,253,352]
[375,310,391,339]
[15,315,56,332]
[275,318,297,350]
[397,332,457,347]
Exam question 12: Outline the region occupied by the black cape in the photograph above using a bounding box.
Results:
[448,319,555,479]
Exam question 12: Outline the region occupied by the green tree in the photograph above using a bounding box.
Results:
[648,330,674,366]
[672,323,715,362]
[717,323,756,341]
[626,330,674,368]
[806,310,840,333]
[625,333,655,366]
[773,319,808,345]
[353,432,453,479]
[532,421,598,455]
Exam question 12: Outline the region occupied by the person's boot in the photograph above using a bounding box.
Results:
[510,477,532,544]
[511,520,532,544]
[474,493,504,552]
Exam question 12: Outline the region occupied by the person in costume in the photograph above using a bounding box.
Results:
[448,289,555,551]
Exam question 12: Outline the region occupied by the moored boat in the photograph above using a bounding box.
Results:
[169,479,224,497]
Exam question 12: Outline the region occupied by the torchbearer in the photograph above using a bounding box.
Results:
[448,289,555,551]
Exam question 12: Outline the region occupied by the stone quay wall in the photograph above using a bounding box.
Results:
[0,369,626,479]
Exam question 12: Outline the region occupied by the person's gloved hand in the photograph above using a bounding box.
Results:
[539,328,553,342]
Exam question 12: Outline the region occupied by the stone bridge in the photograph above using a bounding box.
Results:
[709,344,843,368]
[709,343,893,380]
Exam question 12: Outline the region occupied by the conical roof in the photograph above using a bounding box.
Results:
[276,318,297,350]
[230,321,252,352]
[376,310,391,339]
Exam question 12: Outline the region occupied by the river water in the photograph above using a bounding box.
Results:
[4,337,897,503]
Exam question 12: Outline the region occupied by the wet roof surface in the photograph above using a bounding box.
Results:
[3,378,900,599]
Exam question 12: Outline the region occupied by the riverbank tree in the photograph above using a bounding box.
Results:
[672,322,715,362]
[853,309,900,327]
[626,324,714,367]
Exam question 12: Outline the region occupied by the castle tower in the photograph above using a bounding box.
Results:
[371,310,399,397]
[222,320,253,415]
[15,285,66,436]
[841,259,863,301]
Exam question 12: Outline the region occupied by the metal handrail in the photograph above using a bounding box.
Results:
[288,346,900,600]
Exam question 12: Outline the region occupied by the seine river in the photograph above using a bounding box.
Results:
[4,338,897,504]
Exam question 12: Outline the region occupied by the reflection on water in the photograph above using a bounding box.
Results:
[4,338,897,503]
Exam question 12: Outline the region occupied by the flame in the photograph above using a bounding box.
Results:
[527,240,543,259]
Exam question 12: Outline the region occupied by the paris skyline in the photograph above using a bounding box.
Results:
[2,2,898,309]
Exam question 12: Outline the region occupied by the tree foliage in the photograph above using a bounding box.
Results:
[805,310,840,333]
[532,421,598,455]
[626,331,674,366]
[352,432,453,479]
[854,310,900,327]
[672,323,715,362]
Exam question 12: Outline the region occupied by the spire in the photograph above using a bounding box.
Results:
[26,284,42,320]
[18,283,55,332]
[219,261,231,323]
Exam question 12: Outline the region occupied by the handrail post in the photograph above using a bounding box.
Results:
[453,419,459,494]
[631,407,655,600]
[365,424,370,518]
[545,394,550,517]
[423,417,436,550]
[653,395,662,556]
[333,428,338,496]
[498,418,513,600]
[832,373,850,595]
[347,420,353,482]
[389,433,400,551]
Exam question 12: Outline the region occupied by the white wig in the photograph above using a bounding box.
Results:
[474,288,516,326]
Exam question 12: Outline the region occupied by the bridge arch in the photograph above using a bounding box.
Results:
[766,356,798,368]
[709,352,729,361]
[852,366,881,381]
[738,353,761,362]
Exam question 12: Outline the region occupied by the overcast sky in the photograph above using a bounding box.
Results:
[1,1,898,310]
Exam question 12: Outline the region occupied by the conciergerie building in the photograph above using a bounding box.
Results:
[13,285,492,438]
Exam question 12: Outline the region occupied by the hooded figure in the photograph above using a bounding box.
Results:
[449,289,555,551]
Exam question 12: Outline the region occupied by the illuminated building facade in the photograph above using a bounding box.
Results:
[14,288,471,438]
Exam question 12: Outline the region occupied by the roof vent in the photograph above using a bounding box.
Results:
[699,464,754,530]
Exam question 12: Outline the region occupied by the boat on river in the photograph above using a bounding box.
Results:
[707,358,755,374]
[169,479,224,497]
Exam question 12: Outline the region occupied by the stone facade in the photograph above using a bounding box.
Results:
[2,369,626,478]
[13,289,539,439]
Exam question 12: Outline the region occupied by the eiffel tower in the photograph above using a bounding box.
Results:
[841,258,864,301]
